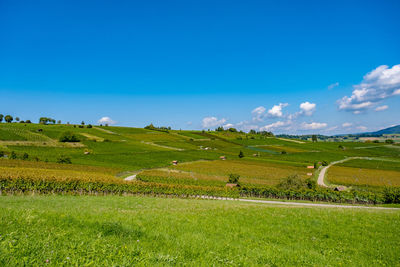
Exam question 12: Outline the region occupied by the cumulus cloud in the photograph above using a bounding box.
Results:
[300,122,328,130]
[328,82,339,90]
[342,122,352,128]
[259,121,288,131]
[98,116,116,125]
[299,102,316,116]
[223,123,234,129]
[338,64,400,113]
[356,126,367,131]
[375,105,388,111]
[201,117,226,128]
[267,103,288,118]
[251,106,266,122]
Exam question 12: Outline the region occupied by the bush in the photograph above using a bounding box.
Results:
[228,174,240,184]
[281,150,287,154]
[22,153,29,160]
[59,131,80,142]
[383,187,400,203]
[10,151,17,159]
[385,139,394,144]
[277,175,308,190]
[87,124,93,128]
[57,155,72,164]
[321,160,328,166]
[238,151,244,158]
[0,151,4,158]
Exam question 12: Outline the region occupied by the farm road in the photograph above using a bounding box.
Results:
[317,157,367,187]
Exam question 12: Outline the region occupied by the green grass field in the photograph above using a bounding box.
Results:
[1,195,399,266]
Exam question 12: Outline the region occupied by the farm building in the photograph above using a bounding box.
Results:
[219,156,226,160]
[172,160,178,165]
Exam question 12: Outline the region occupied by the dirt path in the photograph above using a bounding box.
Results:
[141,141,184,151]
[124,174,137,181]
[317,157,365,187]
[233,198,398,210]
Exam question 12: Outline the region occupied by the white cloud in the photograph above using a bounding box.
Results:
[338,64,400,113]
[375,105,388,111]
[251,106,266,122]
[342,122,352,128]
[201,117,226,128]
[98,116,116,125]
[299,102,316,116]
[235,121,260,132]
[328,82,339,90]
[300,122,328,130]
[223,123,234,129]
[267,103,288,118]
[259,121,288,131]
[356,126,367,131]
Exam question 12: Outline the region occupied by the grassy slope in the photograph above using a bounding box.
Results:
[0,195,399,266]
[1,123,400,187]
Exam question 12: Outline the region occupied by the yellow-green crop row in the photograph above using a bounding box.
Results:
[170,160,311,183]
[327,166,400,187]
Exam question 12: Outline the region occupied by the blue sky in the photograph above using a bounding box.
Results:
[1,0,399,134]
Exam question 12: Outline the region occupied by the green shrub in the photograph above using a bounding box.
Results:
[322,160,328,166]
[59,131,80,142]
[57,155,72,164]
[0,151,4,158]
[277,175,307,190]
[22,153,29,160]
[228,174,240,184]
[10,151,17,159]
[238,151,244,158]
[383,187,400,203]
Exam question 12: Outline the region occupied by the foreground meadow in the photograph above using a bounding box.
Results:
[1,195,399,266]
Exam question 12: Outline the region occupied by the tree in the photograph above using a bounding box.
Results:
[81,121,85,126]
[238,150,244,158]
[4,115,13,123]
[39,117,56,125]
[385,139,394,144]
[57,155,72,164]
[215,126,224,132]
[59,131,80,142]
[10,151,17,159]
[15,117,20,122]
[311,135,318,142]
[22,152,29,160]
[228,173,240,184]
[0,114,3,123]
[57,120,61,124]
[25,120,31,123]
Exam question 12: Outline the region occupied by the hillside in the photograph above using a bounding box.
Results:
[351,124,400,137]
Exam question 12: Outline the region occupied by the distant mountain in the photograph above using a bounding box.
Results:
[347,125,400,137]
[366,125,400,135]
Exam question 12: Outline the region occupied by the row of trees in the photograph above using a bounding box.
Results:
[0,114,26,123]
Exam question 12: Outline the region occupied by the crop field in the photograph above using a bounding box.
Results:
[1,195,399,266]
[1,123,400,197]
[163,159,312,186]
[327,165,400,187]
